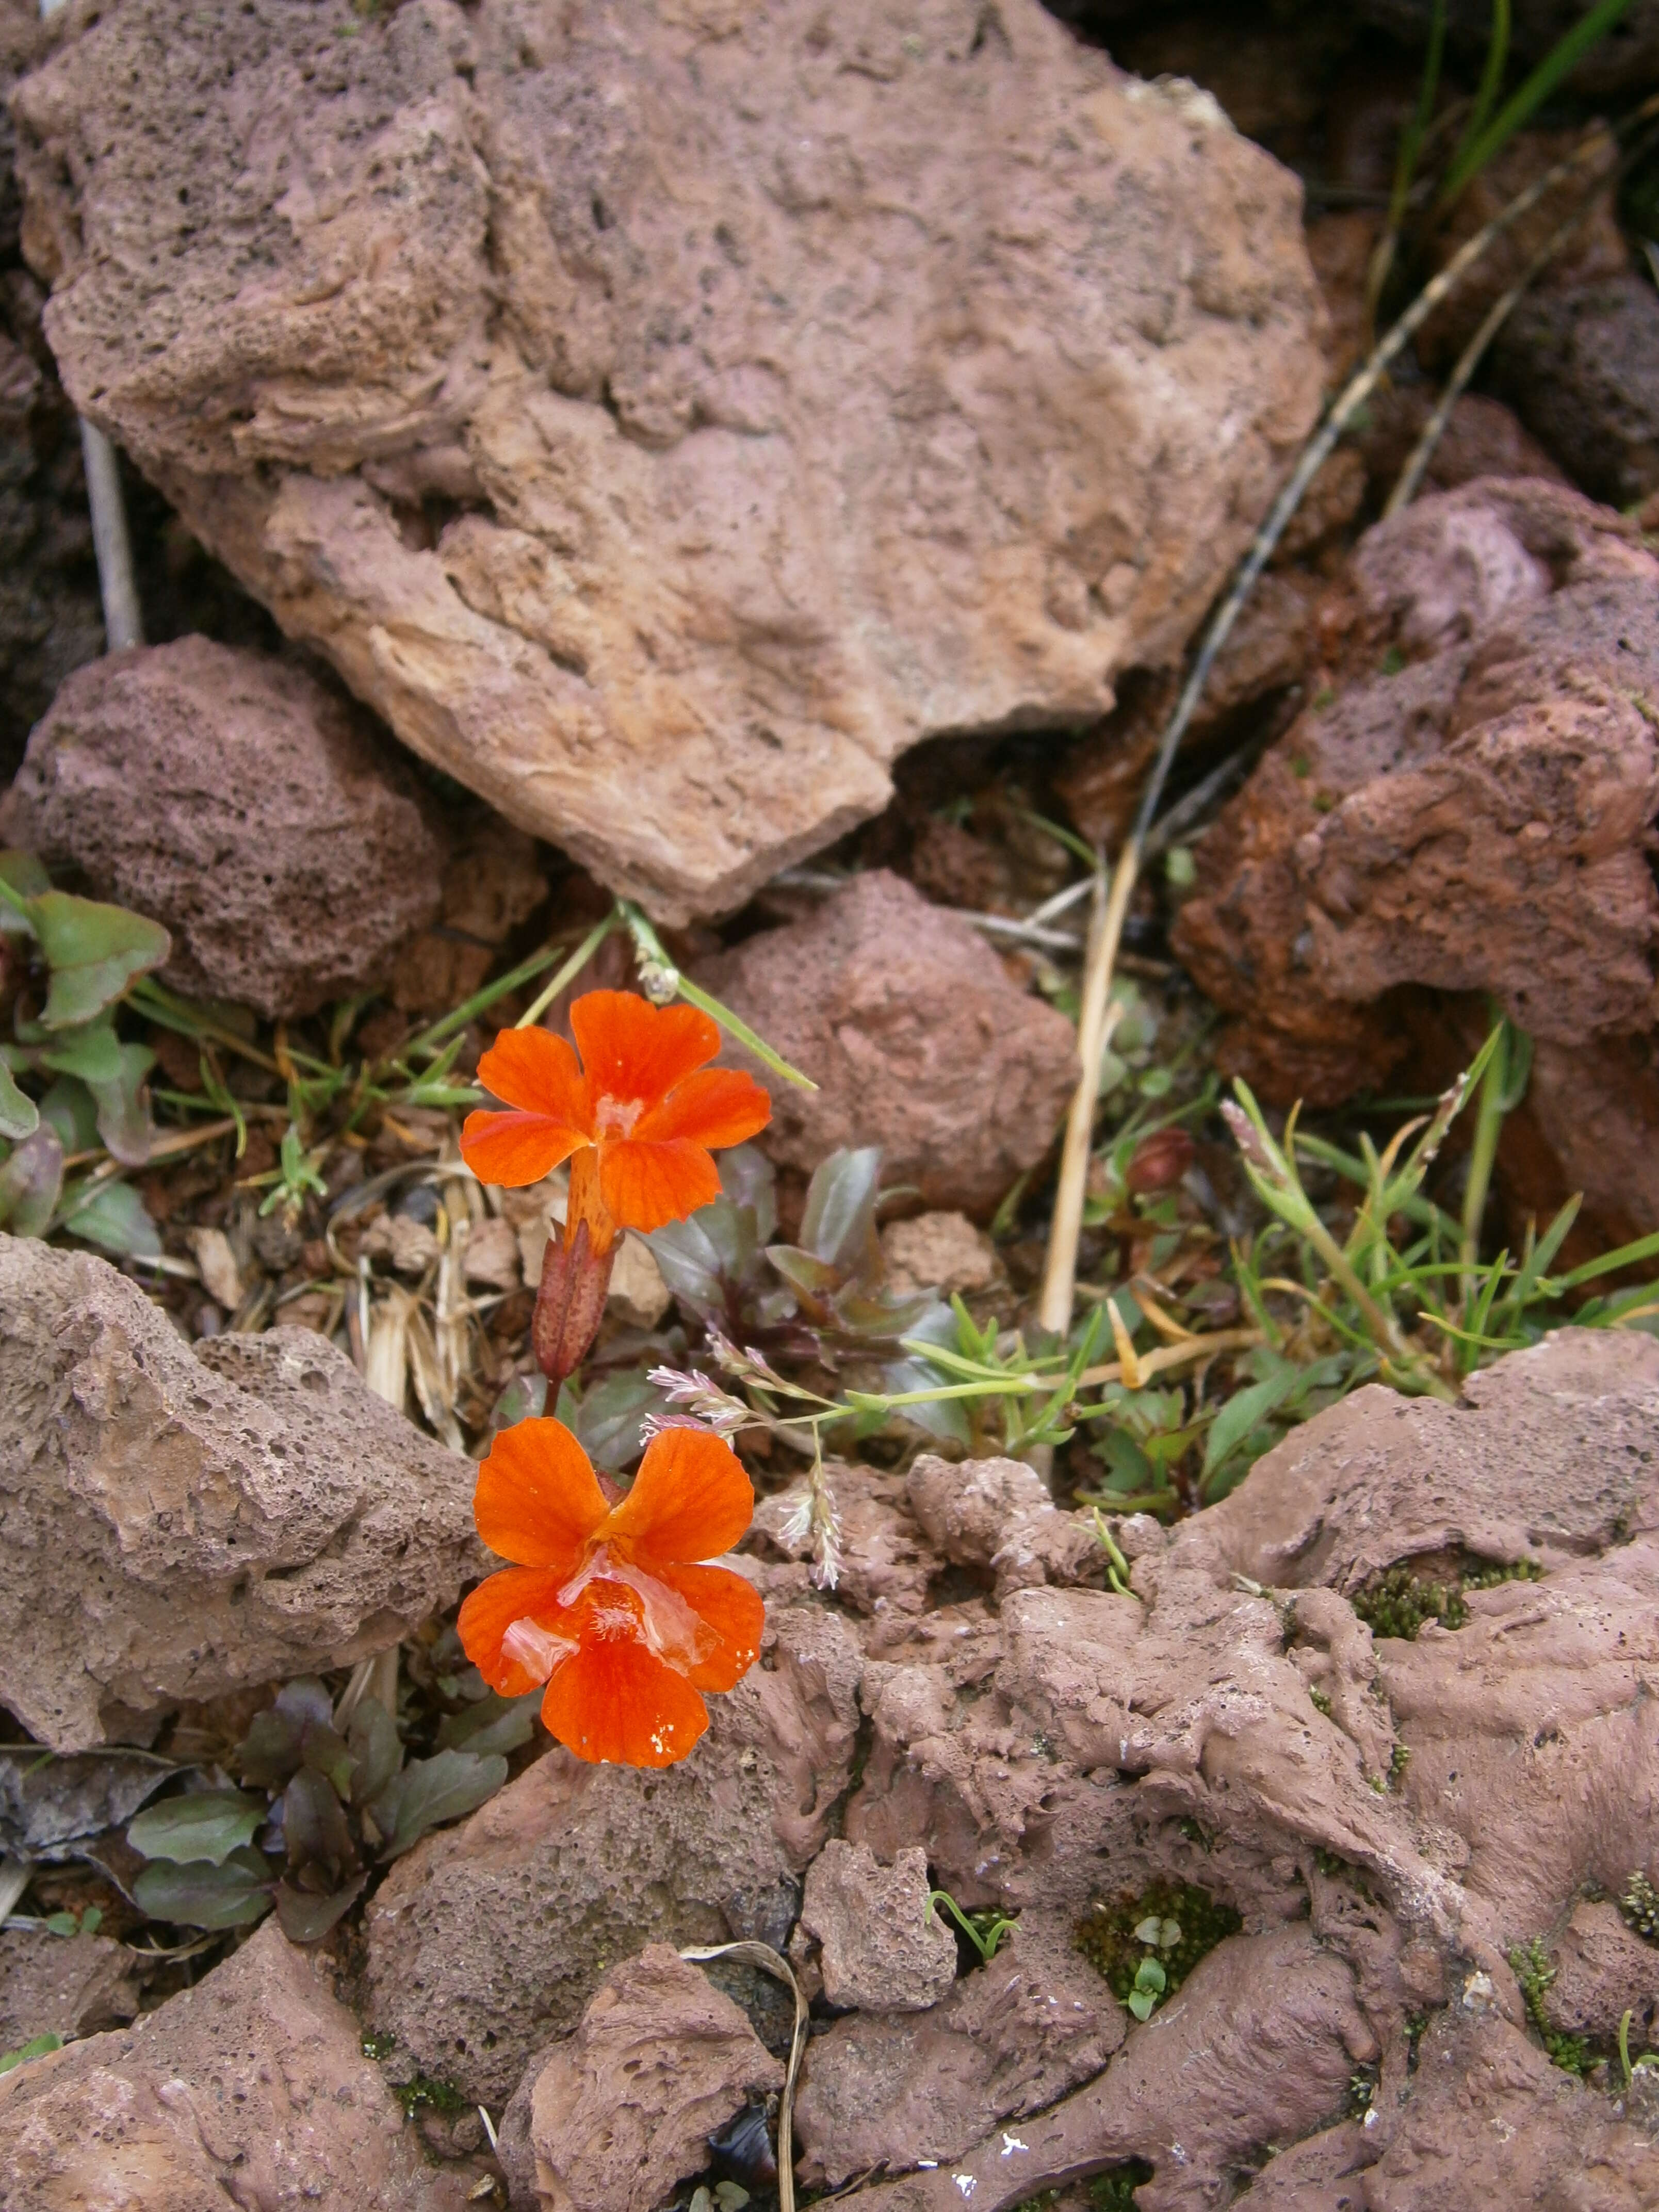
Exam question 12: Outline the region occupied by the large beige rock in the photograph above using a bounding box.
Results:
[0,1920,467,2211]
[12,0,1324,920]
[0,1237,482,1750]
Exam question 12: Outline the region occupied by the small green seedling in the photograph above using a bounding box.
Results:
[1126,1957,1166,2021]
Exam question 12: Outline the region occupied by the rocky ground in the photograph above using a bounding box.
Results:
[1,2,1658,2209]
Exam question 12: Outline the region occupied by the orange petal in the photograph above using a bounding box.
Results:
[540,1632,709,1767]
[633,1066,772,1150]
[458,1567,576,1696]
[607,1426,755,1567]
[475,1028,592,1124]
[460,1109,585,1189]
[571,991,720,1111]
[474,1417,609,1569]
[655,1562,766,1693]
[598,1136,721,1232]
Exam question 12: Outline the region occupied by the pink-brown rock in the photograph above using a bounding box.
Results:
[795,1841,957,2012]
[3,638,446,1018]
[0,1235,482,1750]
[12,0,1324,920]
[0,1920,468,2211]
[521,1945,782,2212]
[1173,478,1659,1105]
[363,1603,861,2103]
[696,871,1078,1213]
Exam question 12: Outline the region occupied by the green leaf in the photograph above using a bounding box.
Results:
[274,1873,367,1944]
[86,1043,156,1167]
[369,1749,508,1860]
[0,1060,37,1142]
[798,1146,883,1271]
[0,1125,63,1237]
[556,1368,672,1474]
[43,1911,78,1937]
[0,2034,63,2077]
[56,1178,161,1259]
[38,1075,100,1155]
[436,1690,540,1756]
[127,1788,266,1866]
[24,891,171,1030]
[1201,1370,1299,1481]
[346,1696,404,1805]
[36,1020,125,1085]
[132,1847,273,1930]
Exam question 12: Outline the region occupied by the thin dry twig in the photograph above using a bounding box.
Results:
[679,1940,809,2212]
[1034,104,1651,1341]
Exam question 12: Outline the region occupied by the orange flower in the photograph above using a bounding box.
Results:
[461,989,771,1254]
[458,1417,764,1768]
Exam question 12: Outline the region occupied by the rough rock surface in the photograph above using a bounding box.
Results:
[0,1919,467,2211]
[749,1460,939,1618]
[880,1210,996,1297]
[796,1841,957,2012]
[907,1450,1103,1596]
[823,1328,1659,2202]
[2,637,447,1019]
[794,1910,1124,2189]
[1541,1901,1659,2047]
[519,1946,781,2212]
[0,1235,482,1750]
[841,1926,1377,2212]
[1492,274,1659,509]
[0,1930,138,2050]
[696,872,1078,1213]
[363,1603,860,2103]
[12,0,1324,919]
[1172,477,1659,1107]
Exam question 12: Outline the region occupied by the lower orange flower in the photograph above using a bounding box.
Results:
[458,1417,764,1769]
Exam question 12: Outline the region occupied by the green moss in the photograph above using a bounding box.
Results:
[392,2072,469,2118]
[1075,1881,1242,2010]
[1308,1685,1332,1717]
[1353,1556,1541,1641]
[1015,2165,1153,2212]
[360,2030,396,2060]
[1621,1871,1659,1942]
[1509,1937,1589,2075]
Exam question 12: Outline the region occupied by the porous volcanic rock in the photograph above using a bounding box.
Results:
[749,1460,939,1618]
[1540,1901,1659,2047]
[795,1841,957,2012]
[3,637,447,1019]
[1492,274,1659,509]
[0,1919,469,2211]
[362,1603,860,2104]
[0,1930,138,2050]
[837,1926,1377,2212]
[11,0,1324,920]
[516,1946,782,2212]
[828,1329,1659,2200]
[793,1910,1124,2190]
[0,1235,482,1750]
[695,871,1078,1213]
[1172,477,1659,1107]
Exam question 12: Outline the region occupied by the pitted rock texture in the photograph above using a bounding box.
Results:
[1491,274,1659,509]
[796,1841,957,2012]
[0,1930,138,2050]
[793,1910,1124,2189]
[0,1920,468,2211]
[363,1603,860,2104]
[1172,477,1659,1108]
[11,0,1324,920]
[519,1946,782,2212]
[2,638,447,1018]
[695,871,1079,1213]
[0,1235,482,1750]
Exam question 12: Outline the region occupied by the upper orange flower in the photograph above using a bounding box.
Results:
[461,990,771,1250]
[458,1417,764,1768]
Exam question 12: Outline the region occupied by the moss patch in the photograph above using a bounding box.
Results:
[1353,1556,1541,1641]
[1075,1880,1242,2008]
